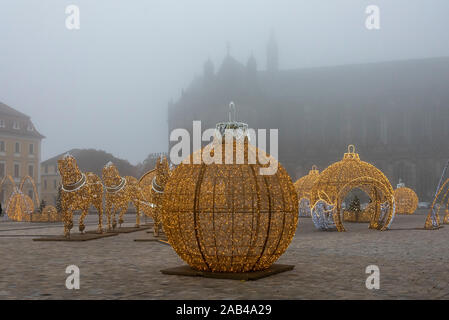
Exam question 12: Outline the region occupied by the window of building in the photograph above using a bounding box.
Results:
[28,164,34,177]
[44,179,47,190]
[45,164,48,174]
[0,190,4,205]
[53,179,57,189]
[0,120,4,128]
[15,142,20,154]
[14,163,20,178]
[0,162,5,178]
[0,141,4,152]
[13,121,20,130]
[27,123,34,131]
[29,143,34,155]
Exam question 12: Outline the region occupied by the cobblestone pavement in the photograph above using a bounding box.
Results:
[0,210,448,299]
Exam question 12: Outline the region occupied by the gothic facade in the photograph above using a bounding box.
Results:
[168,39,449,201]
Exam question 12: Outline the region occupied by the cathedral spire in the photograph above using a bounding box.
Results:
[226,41,231,57]
[266,31,279,73]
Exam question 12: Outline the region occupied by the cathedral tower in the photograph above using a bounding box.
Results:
[266,32,279,73]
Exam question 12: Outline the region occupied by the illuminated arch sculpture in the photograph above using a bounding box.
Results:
[138,169,157,218]
[0,175,35,221]
[0,175,61,222]
[138,157,172,236]
[393,180,418,215]
[6,189,34,221]
[1,175,35,221]
[310,145,395,232]
[425,178,449,228]
[294,165,320,217]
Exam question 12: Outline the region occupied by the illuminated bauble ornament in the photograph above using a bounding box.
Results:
[161,104,298,272]
[40,205,62,222]
[393,181,418,215]
[6,189,34,222]
[294,165,320,217]
[310,145,395,232]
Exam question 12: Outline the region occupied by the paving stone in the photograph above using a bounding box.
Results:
[0,210,448,299]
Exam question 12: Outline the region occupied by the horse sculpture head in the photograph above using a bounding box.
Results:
[58,154,82,185]
[102,162,122,187]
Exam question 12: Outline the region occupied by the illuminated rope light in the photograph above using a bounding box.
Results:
[61,173,87,193]
[151,176,164,194]
[104,177,127,194]
[425,178,449,228]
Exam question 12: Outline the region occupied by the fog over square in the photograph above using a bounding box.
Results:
[0,0,448,164]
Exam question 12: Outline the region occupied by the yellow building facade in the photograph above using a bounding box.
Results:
[0,102,44,207]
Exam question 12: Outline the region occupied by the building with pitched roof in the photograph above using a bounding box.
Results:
[168,37,449,201]
[0,102,44,206]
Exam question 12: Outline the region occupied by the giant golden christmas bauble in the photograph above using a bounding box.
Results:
[394,186,418,215]
[161,124,298,272]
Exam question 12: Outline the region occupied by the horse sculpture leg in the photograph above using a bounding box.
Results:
[64,208,74,238]
[105,201,112,231]
[118,206,127,228]
[135,201,140,228]
[95,199,103,233]
[153,208,161,237]
[79,206,89,233]
[112,206,117,230]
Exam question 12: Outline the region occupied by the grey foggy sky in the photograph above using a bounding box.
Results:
[1,0,448,164]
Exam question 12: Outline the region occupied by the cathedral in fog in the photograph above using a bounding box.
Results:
[167,35,449,201]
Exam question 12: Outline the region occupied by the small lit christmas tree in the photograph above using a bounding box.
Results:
[348,195,361,221]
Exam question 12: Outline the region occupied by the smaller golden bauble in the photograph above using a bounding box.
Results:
[294,165,320,202]
[6,192,34,222]
[394,185,418,215]
[41,205,62,222]
[294,165,320,217]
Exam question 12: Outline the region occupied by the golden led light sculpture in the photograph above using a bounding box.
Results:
[138,169,156,218]
[6,190,34,221]
[161,120,298,272]
[393,182,418,215]
[294,165,320,217]
[58,154,103,237]
[425,178,449,228]
[137,156,171,236]
[310,145,395,232]
[102,162,142,229]
[343,201,372,222]
[1,175,61,222]
[38,206,61,222]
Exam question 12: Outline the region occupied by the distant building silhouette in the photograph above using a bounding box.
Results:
[266,32,278,73]
[168,36,449,201]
